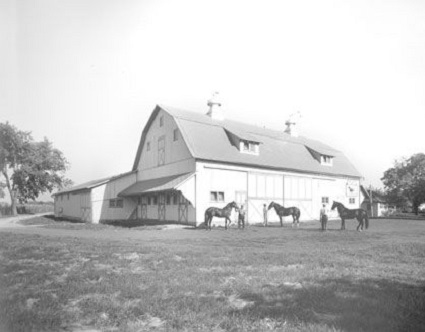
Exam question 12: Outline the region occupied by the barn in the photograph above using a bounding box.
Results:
[54,99,362,226]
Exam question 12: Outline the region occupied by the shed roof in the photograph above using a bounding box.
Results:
[133,105,362,179]
[53,171,136,196]
[118,172,193,197]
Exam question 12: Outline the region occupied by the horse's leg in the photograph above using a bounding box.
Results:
[341,218,345,230]
[280,216,283,227]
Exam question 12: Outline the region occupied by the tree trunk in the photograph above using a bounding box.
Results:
[2,170,17,216]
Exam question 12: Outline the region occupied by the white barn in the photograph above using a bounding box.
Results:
[54,101,362,226]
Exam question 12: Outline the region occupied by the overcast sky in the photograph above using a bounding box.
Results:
[1,0,425,200]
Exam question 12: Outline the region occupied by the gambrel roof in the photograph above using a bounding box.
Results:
[133,105,362,179]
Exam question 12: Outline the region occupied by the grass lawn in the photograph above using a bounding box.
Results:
[1,217,425,332]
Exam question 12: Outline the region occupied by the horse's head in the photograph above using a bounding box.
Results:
[267,201,275,210]
[331,201,339,210]
[229,201,239,210]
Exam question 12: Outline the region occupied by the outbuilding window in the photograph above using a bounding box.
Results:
[109,199,123,208]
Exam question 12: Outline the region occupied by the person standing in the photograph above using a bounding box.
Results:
[238,204,246,229]
[263,203,268,227]
[320,204,328,231]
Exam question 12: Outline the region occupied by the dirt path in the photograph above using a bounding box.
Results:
[0,213,50,228]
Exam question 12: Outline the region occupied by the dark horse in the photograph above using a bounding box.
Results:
[331,201,369,231]
[204,201,239,230]
[268,201,301,227]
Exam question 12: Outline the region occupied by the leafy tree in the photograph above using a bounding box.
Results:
[0,122,72,215]
[381,153,425,214]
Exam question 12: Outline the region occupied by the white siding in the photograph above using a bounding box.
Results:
[54,191,91,222]
[91,173,138,223]
[137,110,193,176]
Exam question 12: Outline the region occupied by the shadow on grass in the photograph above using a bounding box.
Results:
[236,278,425,332]
[100,219,195,229]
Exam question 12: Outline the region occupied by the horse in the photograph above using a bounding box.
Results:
[267,201,301,227]
[204,201,239,230]
[331,201,369,231]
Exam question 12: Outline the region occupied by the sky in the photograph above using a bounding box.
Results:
[1,0,425,201]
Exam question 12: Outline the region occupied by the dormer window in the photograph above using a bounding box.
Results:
[240,140,259,155]
[321,155,333,166]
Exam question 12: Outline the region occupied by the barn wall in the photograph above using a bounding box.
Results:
[196,161,361,225]
[137,109,194,178]
[135,176,196,225]
[91,173,138,223]
[54,191,91,222]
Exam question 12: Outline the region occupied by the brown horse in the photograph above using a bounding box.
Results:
[204,201,239,230]
[331,201,369,231]
[268,201,301,227]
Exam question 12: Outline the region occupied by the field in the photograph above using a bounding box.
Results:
[0,217,424,332]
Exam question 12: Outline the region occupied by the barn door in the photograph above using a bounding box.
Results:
[178,194,188,223]
[158,193,166,221]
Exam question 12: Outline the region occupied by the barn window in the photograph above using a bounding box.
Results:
[173,129,179,141]
[349,198,355,204]
[116,199,123,208]
[147,142,151,151]
[166,194,171,205]
[159,116,164,127]
[152,196,158,205]
[173,194,178,205]
[240,140,259,155]
[321,155,333,166]
[210,191,225,202]
[147,196,151,205]
[322,197,329,204]
[109,199,116,208]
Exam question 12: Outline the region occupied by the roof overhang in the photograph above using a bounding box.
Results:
[118,172,194,197]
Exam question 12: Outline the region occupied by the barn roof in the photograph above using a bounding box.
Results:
[132,105,362,179]
[53,171,136,196]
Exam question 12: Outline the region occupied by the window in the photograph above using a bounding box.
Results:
[147,142,150,151]
[173,195,178,205]
[67,194,70,200]
[159,116,164,127]
[349,198,355,204]
[210,191,225,202]
[240,140,259,155]
[61,195,63,201]
[166,195,171,205]
[152,196,158,205]
[147,196,151,205]
[322,197,329,204]
[321,155,333,166]
[109,199,123,208]
[173,129,179,141]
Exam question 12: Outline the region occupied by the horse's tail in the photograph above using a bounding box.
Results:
[364,212,369,229]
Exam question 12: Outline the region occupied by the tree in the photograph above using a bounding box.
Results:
[0,122,72,215]
[381,153,425,214]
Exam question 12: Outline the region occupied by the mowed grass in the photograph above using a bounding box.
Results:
[1,218,425,332]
